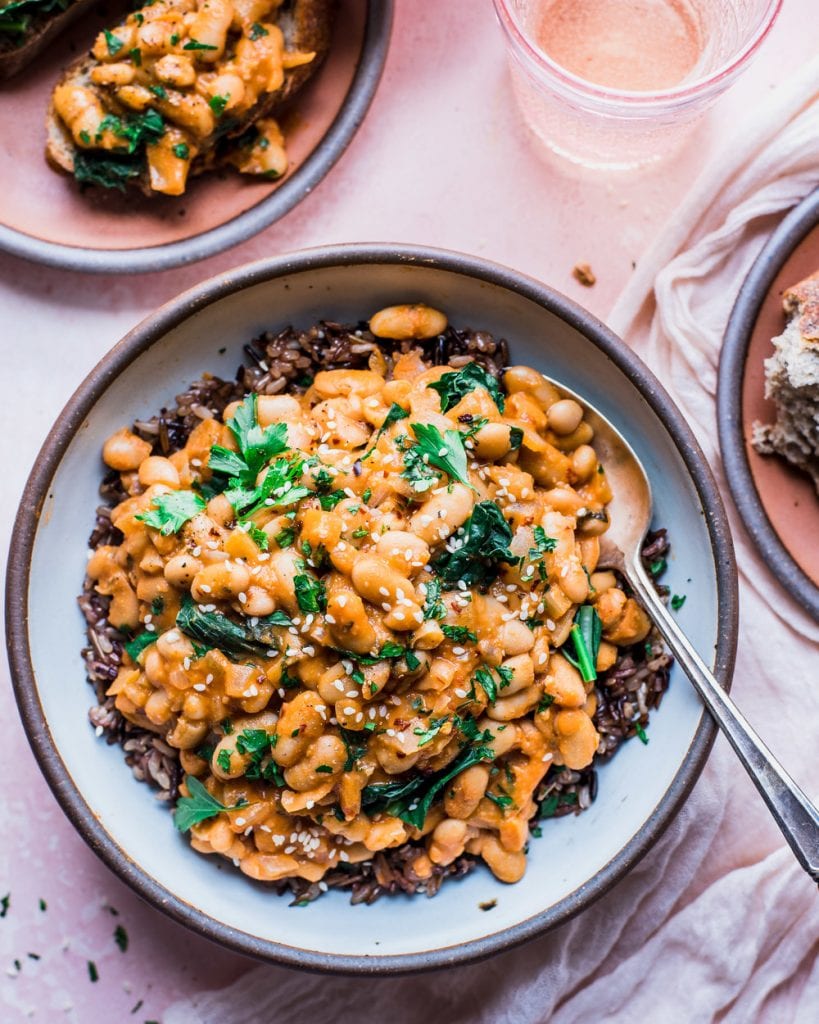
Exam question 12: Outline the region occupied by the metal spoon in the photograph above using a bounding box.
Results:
[541,374,819,883]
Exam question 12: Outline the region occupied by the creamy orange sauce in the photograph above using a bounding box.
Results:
[86,304,650,886]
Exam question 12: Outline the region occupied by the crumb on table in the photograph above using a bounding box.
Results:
[572,262,596,287]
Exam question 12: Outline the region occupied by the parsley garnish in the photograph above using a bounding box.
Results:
[509,426,523,450]
[428,363,505,414]
[88,961,99,982]
[530,525,557,555]
[209,393,289,486]
[249,21,269,39]
[440,624,477,644]
[104,28,123,56]
[113,924,128,952]
[432,500,518,588]
[401,441,441,493]
[634,721,649,744]
[473,664,513,704]
[184,38,218,50]
[136,490,204,535]
[409,423,472,488]
[362,402,408,460]
[209,93,229,117]
[96,109,165,154]
[173,775,247,832]
[216,748,232,773]
[149,84,167,99]
[421,578,446,620]
[274,526,296,548]
[671,594,686,611]
[413,716,447,747]
[318,490,345,510]
[0,894,9,918]
[294,574,327,614]
[247,523,269,550]
[173,142,190,160]
[124,631,158,662]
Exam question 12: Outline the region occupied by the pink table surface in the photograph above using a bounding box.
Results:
[1,1,815,1020]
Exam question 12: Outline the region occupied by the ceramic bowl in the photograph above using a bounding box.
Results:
[0,0,391,274]
[6,245,738,972]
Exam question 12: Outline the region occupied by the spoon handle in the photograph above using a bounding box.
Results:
[624,559,819,884]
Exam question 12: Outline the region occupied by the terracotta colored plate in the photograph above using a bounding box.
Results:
[0,0,391,273]
[718,186,819,621]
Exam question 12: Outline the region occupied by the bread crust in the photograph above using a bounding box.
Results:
[0,0,96,81]
[45,0,336,195]
[783,270,819,344]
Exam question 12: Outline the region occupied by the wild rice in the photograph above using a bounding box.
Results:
[78,321,673,902]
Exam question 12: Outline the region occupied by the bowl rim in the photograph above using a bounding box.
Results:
[717,185,819,621]
[5,243,738,974]
[0,2,393,276]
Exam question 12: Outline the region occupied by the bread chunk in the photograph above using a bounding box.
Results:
[752,270,819,492]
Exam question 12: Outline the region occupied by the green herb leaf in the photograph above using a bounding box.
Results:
[73,151,142,192]
[209,93,229,117]
[561,605,601,683]
[432,500,518,589]
[104,28,123,55]
[275,526,296,548]
[176,594,286,659]
[428,363,505,414]
[183,37,218,50]
[318,490,345,510]
[247,524,269,550]
[530,525,557,555]
[174,775,246,832]
[440,624,477,644]
[149,83,167,99]
[113,924,128,952]
[413,716,447,747]
[362,402,409,460]
[124,631,157,662]
[88,961,99,982]
[129,46,142,66]
[671,594,686,611]
[409,423,472,488]
[294,574,327,614]
[97,108,165,154]
[509,426,523,450]
[249,21,268,39]
[226,394,289,476]
[340,728,368,771]
[421,578,446,620]
[136,490,205,535]
[472,663,513,705]
[173,142,190,159]
[361,741,492,829]
[634,721,649,744]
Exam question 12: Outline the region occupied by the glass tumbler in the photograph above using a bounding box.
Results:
[493,0,783,170]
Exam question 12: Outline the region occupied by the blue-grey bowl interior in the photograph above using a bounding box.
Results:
[6,245,737,972]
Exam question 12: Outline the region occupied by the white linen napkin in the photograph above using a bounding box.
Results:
[164,61,819,1024]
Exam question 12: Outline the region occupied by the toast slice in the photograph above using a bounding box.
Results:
[752,270,819,492]
[0,0,95,81]
[45,0,334,196]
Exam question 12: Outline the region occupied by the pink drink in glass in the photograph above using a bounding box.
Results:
[494,0,783,170]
